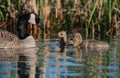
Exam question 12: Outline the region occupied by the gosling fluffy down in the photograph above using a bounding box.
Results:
[73,33,109,51]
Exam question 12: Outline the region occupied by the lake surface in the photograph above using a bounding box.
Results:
[0,37,120,78]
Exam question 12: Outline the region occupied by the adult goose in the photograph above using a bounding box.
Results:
[73,33,109,51]
[0,13,44,48]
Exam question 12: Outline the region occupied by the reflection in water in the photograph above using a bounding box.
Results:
[17,48,39,78]
[42,37,120,78]
[0,38,120,78]
[0,48,40,78]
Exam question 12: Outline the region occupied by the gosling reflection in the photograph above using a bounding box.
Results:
[0,48,40,78]
[72,47,103,77]
[73,48,83,58]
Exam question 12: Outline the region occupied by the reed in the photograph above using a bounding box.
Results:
[108,0,112,25]
[88,0,99,25]
[39,0,44,42]
[0,0,120,39]
[0,10,4,21]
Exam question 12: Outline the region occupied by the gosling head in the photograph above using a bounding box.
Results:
[58,31,67,43]
[17,13,44,39]
[73,33,82,48]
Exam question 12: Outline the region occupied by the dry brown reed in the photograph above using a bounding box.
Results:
[0,0,120,40]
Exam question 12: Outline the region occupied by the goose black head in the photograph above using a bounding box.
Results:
[17,13,44,39]
[28,13,44,31]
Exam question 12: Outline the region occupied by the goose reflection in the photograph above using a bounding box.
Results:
[0,48,40,78]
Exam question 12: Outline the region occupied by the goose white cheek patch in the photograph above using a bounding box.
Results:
[28,14,36,24]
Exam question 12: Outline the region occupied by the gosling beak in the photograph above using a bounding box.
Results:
[37,22,44,31]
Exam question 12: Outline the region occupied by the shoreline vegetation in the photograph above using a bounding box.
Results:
[0,0,120,41]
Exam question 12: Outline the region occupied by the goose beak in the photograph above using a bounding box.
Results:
[37,22,44,31]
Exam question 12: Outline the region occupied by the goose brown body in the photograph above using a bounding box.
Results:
[0,30,19,48]
[0,30,36,48]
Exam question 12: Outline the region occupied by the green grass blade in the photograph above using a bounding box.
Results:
[88,0,99,25]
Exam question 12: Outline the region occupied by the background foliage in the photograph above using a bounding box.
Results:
[0,0,120,39]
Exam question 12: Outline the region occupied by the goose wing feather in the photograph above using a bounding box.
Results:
[0,30,20,48]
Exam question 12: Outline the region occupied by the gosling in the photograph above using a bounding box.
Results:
[58,31,73,52]
[73,33,109,51]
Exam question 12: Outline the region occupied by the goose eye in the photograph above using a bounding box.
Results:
[61,34,63,35]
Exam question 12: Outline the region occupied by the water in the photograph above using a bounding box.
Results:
[0,38,120,78]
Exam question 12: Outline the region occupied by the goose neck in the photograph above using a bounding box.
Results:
[19,36,36,48]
